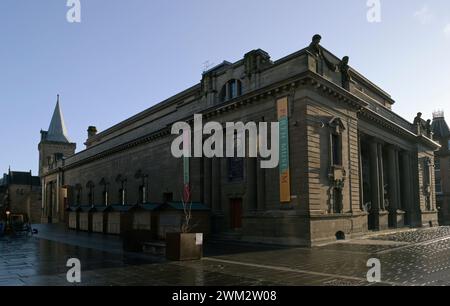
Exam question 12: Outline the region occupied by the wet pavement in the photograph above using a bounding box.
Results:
[1,225,450,286]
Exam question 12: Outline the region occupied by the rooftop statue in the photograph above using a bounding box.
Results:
[338,56,351,90]
[425,119,432,138]
[414,112,424,134]
[307,34,336,74]
[308,35,352,91]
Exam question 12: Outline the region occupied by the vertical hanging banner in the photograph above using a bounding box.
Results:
[277,97,291,203]
[183,131,191,203]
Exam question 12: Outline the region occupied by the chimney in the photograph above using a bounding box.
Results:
[87,126,97,138]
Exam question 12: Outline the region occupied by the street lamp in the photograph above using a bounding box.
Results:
[5,210,11,234]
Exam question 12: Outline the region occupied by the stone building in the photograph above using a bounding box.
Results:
[38,96,76,223]
[431,111,450,225]
[0,170,42,223]
[40,35,440,246]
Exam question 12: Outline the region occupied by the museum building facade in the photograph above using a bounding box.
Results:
[39,36,440,246]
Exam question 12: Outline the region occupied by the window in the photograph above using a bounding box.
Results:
[436,176,442,194]
[328,118,345,167]
[116,175,127,205]
[54,153,64,161]
[75,187,82,205]
[88,189,94,206]
[230,80,238,99]
[219,79,242,102]
[139,185,146,204]
[331,134,342,166]
[102,190,108,206]
[228,158,244,182]
[135,171,148,204]
[86,181,95,206]
[435,158,441,171]
[118,188,126,205]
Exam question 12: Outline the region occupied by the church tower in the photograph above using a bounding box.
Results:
[38,95,76,176]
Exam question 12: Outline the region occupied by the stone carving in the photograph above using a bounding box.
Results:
[328,167,346,214]
[338,56,351,90]
[308,34,323,58]
[308,35,352,91]
[425,119,432,138]
[201,72,214,96]
[413,113,433,138]
[414,112,426,134]
[308,34,336,73]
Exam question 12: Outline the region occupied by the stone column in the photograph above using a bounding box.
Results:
[387,145,400,227]
[203,157,212,208]
[246,158,257,211]
[401,151,413,225]
[369,140,389,230]
[257,158,266,211]
[358,133,366,211]
[377,143,386,211]
[369,141,381,213]
[211,158,221,212]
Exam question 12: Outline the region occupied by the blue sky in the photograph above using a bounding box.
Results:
[1,0,450,174]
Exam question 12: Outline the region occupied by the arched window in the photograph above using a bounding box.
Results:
[116,174,127,205]
[135,170,149,204]
[219,79,242,103]
[99,178,109,206]
[75,184,82,206]
[86,181,95,207]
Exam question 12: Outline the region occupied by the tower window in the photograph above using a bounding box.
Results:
[436,176,442,194]
[435,158,441,171]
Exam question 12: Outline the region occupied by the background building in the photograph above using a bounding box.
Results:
[38,96,76,224]
[0,169,41,223]
[432,111,450,225]
[40,36,440,246]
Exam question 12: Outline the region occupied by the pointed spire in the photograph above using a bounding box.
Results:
[46,94,71,143]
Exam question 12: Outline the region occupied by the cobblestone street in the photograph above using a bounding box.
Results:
[1,225,450,286]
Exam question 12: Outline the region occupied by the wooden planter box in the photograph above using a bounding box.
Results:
[68,211,79,230]
[166,232,203,261]
[105,206,133,236]
[92,211,107,233]
[156,203,210,240]
[107,212,122,235]
[79,211,92,232]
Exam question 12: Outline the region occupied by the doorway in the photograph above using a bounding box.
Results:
[229,198,243,230]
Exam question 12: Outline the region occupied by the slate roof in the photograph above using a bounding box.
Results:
[45,96,71,143]
[1,171,40,187]
[432,114,450,139]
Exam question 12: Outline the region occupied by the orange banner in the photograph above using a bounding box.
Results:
[277,97,291,203]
